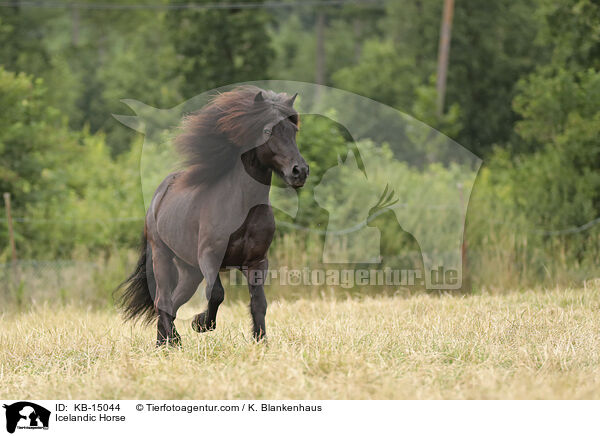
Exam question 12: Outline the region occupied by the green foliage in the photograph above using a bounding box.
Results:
[67,9,181,155]
[166,0,274,97]
[269,14,315,82]
[333,39,420,111]
[1,0,600,293]
[446,0,545,153]
[464,0,600,288]
[507,1,600,228]
[0,7,57,79]
[0,68,143,259]
[329,0,544,155]
[270,9,381,84]
[538,0,600,70]
[411,76,462,140]
[1,4,183,155]
[0,68,63,210]
[22,132,143,258]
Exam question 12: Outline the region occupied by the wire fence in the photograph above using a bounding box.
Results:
[2,212,600,235]
[0,259,105,306]
[0,0,387,10]
[0,216,144,223]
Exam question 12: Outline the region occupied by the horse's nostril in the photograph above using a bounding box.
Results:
[292,165,300,176]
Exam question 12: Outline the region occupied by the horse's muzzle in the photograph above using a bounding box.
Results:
[289,163,309,188]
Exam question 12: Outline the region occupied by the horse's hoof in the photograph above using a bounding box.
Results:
[252,332,267,343]
[156,336,182,348]
[191,312,215,333]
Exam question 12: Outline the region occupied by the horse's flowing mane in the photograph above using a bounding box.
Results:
[175,85,299,187]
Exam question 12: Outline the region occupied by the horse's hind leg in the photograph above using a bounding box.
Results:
[156,309,179,347]
[149,240,180,347]
[191,274,224,333]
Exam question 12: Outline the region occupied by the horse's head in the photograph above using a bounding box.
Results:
[252,91,309,188]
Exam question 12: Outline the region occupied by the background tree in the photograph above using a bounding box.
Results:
[166,0,274,98]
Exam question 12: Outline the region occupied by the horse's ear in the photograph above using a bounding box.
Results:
[254,91,265,103]
[286,93,298,107]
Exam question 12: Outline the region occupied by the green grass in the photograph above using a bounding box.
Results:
[1,286,600,399]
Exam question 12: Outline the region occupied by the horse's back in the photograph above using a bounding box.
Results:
[148,172,183,225]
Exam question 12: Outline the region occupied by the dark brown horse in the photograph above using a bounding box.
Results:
[117,86,308,346]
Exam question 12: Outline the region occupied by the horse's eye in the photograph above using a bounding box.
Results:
[263,129,272,136]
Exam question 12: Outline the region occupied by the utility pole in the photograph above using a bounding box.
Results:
[436,0,455,117]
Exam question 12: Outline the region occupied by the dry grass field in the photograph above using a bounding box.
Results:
[1,286,599,399]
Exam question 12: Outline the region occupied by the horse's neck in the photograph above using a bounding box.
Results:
[240,148,272,186]
[237,148,272,202]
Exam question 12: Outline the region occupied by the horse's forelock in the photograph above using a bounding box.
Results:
[213,87,297,146]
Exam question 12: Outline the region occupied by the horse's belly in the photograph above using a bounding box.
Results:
[222,204,275,268]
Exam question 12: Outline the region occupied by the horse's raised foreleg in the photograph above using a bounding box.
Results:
[191,275,224,333]
[245,258,269,341]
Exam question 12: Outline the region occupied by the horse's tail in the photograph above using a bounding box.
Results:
[115,232,157,324]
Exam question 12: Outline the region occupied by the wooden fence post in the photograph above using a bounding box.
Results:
[3,192,18,286]
[457,183,469,290]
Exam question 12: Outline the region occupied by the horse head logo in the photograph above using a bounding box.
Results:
[3,402,50,434]
[314,150,384,263]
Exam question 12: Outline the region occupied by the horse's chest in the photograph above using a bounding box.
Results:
[223,204,275,267]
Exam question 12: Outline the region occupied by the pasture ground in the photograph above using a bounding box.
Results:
[1,287,599,399]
